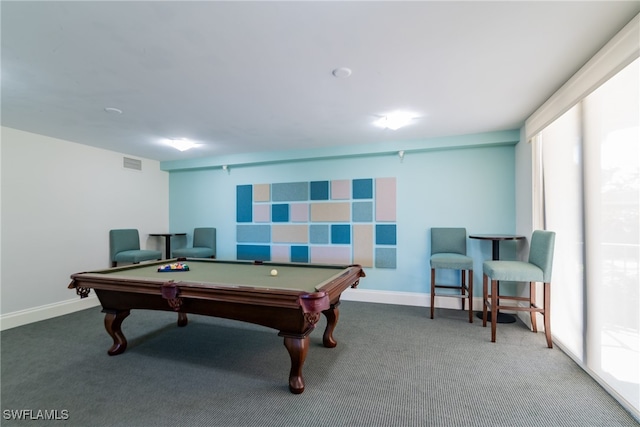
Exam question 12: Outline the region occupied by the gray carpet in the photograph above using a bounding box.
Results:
[1,301,637,426]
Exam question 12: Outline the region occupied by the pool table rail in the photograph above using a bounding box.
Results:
[68,263,364,311]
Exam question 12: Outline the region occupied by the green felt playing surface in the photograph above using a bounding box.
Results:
[98,260,348,293]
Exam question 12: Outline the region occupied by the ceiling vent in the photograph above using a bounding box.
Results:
[123,157,142,171]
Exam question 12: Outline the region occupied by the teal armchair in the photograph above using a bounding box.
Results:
[109,229,162,267]
[482,230,556,347]
[430,227,474,323]
[172,227,216,258]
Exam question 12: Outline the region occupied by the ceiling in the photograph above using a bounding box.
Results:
[2,1,639,163]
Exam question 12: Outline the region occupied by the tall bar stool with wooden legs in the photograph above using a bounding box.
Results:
[430,228,474,323]
[482,230,556,347]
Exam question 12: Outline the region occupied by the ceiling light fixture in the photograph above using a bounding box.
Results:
[374,112,417,130]
[104,107,122,114]
[332,67,352,78]
[167,138,197,152]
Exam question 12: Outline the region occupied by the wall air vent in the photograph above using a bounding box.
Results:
[123,157,142,171]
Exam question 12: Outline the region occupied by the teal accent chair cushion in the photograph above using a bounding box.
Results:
[172,227,216,258]
[482,261,544,282]
[110,229,162,267]
[430,253,474,270]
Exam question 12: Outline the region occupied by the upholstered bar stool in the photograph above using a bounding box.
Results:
[482,230,556,347]
[430,227,474,323]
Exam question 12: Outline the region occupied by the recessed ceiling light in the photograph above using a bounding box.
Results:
[332,67,352,78]
[166,138,197,152]
[374,112,417,130]
[104,107,123,114]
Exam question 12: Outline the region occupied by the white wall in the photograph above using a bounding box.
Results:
[0,127,169,329]
[513,126,537,328]
[515,127,534,248]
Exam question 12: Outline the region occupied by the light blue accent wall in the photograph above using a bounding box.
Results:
[168,131,517,294]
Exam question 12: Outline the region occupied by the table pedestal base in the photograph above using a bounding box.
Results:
[469,234,525,326]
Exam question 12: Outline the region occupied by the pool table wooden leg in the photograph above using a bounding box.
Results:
[322,304,340,348]
[177,312,188,327]
[103,309,130,356]
[282,335,309,394]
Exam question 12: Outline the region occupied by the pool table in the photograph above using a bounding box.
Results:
[68,258,365,394]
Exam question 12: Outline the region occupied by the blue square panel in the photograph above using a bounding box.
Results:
[237,245,271,261]
[291,246,309,263]
[272,182,309,202]
[237,225,271,243]
[352,179,373,199]
[376,224,396,245]
[331,224,351,244]
[310,181,329,200]
[272,204,289,222]
[236,185,253,222]
[352,201,373,222]
[310,225,329,244]
[375,248,397,268]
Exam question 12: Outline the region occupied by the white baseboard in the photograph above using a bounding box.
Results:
[341,288,483,311]
[0,296,101,331]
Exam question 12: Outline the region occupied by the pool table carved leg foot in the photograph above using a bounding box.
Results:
[282,335,309,394]
[103,310,130,356]
[322,305,340,348]
[177,312,188,327]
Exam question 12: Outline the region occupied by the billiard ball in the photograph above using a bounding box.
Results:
[270,269,278,276]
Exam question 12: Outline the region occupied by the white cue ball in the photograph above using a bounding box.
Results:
[270,269,278,276]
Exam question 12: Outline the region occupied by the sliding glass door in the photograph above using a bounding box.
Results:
[582,59,639,409]
[534,58,639,413]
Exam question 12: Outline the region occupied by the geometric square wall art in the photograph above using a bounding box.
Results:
[236,177,397,268]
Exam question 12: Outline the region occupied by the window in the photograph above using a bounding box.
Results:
[533,58,639,414]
